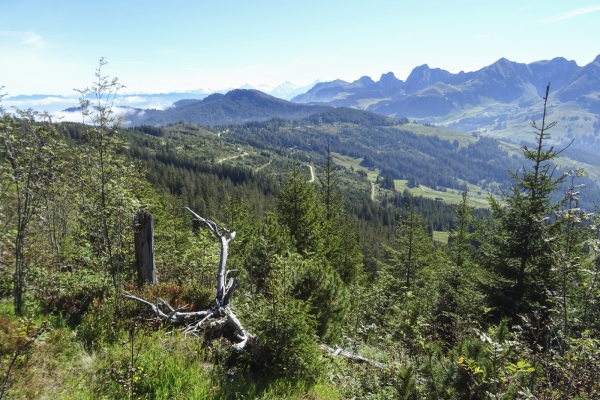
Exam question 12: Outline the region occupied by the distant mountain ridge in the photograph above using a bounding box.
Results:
[291,55,600,146]
[127,89,331,126]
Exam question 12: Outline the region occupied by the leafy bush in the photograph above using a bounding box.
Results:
[35,270,112,325]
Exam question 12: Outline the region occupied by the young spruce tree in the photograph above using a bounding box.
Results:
[480,83,566,321]
[318,146,363,286]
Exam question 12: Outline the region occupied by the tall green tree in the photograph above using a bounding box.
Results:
[479,84,567,321]
[276,165,324,256]
[436,191,484,334]
[250,253,324,387]
[72,59,148,294]
[388,205,434,290]
[274,165,350,342]
[0,106,65,315]
[318,146,363,286]
[448,191,475,272]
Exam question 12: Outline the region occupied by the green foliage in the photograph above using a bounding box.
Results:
[249,254,325,389]
[276,165,325,256]
[455,322,535,399]
[70,59,151,296]
[0,108,66,315]
[318,148,364,286]
[385,206,435,290]
[290,256,349,343]
[479,92,569,322]
[448,191,475,270]
[439,191,486,322]
[378,174,396,191]
[35,270,111,326]
[532,331,600,398]
[245,213,295,291]
[4,73,600,400]
[274,166,351,342]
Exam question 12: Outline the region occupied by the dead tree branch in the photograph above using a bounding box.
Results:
[319,343,386,369]
[124,208,252,351]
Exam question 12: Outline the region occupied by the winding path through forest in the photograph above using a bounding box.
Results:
[254,159,271,172]
[307,165,315,183]
[217,152,248,164]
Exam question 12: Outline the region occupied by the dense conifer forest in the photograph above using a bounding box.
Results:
[1,71,600,399]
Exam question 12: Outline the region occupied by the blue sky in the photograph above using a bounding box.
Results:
[2,0,600,96]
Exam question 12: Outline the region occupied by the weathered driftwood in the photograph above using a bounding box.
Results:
[319,343,386,369]
[132,211,157,285]
[124,207,253,351]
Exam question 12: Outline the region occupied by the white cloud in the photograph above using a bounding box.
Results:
[114,96,172,110]
[2,97,76,114]
[540,5,600,25]
[121,96,145,103]
[52,107,143,124]
[0,31,44,48]
[2,94,174,113]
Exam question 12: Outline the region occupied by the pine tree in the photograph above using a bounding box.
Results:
[480,84,567,321]
[442,191,485,319]
[318,146,363,285]
[388,204,434,290]
[448,191,475,272]
[274,164,350,342]
[276,165,324,256]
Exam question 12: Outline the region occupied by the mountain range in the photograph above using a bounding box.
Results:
[12,54,599,149]
[292,55,600,146]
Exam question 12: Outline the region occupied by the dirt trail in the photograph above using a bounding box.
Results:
[254,159,272,172]
[217,152,248,164]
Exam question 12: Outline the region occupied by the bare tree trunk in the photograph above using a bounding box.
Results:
[132,211,157,285]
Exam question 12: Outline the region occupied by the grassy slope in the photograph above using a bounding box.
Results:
[420,92,599,146]
[331,150,492,208]
[396,123,600,203]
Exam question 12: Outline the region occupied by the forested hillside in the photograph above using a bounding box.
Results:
[1,72,600,399]
[126,89,332,127]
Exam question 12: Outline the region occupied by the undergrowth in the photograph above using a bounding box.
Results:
[0,298,343,400]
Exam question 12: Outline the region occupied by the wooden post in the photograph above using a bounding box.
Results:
[132,211,157,285]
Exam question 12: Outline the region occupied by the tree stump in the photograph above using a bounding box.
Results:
[132,210,157,285]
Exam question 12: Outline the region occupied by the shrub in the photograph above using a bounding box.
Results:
[78,281,214,349]
[36,270,111,325]
[249,294,325,389]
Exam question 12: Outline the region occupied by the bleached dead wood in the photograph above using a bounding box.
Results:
[124,208,253,351]
[319,343,386,369]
